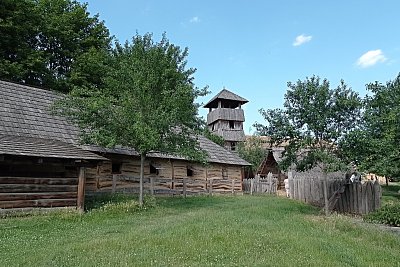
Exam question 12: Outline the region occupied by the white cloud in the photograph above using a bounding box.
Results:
[356,49,387,68]
[293,34,312,46]
[189,16,200,23]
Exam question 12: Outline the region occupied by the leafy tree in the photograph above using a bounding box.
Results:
[340,74,400,184]
[56,33,208,205]
[202,128,225,147]
[254,76,362,214]
[237,136,266,176]
[0,0,111,92]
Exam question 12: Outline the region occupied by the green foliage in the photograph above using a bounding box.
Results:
[340,74,400,178]
[0,0,111,92]
[237,136,266,173]
[255,76,362,173]
[202,128,225,147]
[364,203,400,227]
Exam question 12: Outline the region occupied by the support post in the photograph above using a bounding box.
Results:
[183,178,187,197]
[77,167,86,213]
[150,177,154,195]
[112,174,117,193]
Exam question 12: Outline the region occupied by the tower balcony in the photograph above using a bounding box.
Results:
[207,108,245,125]
[212,129,245,142]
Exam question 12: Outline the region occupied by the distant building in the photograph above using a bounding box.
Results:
[204,89,248,151]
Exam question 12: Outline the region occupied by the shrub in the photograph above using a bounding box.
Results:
[364,203,400,226]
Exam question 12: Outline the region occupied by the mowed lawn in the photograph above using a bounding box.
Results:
[1,195,399,266]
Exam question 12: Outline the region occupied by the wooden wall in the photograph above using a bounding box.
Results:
[85,155,244,195]
[0,159,78,209]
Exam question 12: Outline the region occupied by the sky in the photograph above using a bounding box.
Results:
[80,0,400,134]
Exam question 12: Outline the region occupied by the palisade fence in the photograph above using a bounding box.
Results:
[288,171,381,215]
[243,173,278,195]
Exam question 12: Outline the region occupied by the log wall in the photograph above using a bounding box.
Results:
[0,163,78,209]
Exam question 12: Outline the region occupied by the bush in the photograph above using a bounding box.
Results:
[364,203,400,226]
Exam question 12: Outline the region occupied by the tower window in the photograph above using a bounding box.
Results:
[231,142,236,151]
[229,120,235,129]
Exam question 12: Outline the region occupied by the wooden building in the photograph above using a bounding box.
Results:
[204,89,248,151]
[0,80,250,211]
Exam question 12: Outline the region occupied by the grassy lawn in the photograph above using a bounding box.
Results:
[381,182,400,205]
[1,195,399,267]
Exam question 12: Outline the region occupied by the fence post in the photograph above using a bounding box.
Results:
[209,179,213,196]
[231,179,235,194]
[267,172,273,194]
[288,172,293,199]
[250,179,254,195]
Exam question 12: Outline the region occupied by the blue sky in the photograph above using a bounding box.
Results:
[80,0,400,134]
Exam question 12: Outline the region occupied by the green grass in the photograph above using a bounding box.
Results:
[1,195,400,266]
[381,182,400,205]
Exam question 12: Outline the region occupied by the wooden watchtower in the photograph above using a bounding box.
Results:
[204,89,248,151]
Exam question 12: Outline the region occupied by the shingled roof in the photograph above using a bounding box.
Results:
[204,88,248,108]
[0,80,250,166]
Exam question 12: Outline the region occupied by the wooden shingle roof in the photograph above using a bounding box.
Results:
[0,80,250,166]
[204,89,248,108]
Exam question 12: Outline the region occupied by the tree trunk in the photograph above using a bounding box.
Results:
[385,176,389,186]
[139,153,145,206]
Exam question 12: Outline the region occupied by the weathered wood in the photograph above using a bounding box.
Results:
[0,192,77,201]
[77,167,86,212]
[0,198,77,209]
[0,177,78,185]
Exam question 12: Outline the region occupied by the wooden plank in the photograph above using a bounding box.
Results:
[0,192,76,201]
[0,198,77,209]
[0,184,78,193]
[0,177,78,185]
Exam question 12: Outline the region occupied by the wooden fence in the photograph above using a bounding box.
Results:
[243,173,278,195]
[288,171,381,215]
[107,175,242,196]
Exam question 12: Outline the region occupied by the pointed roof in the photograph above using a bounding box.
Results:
[204,88,248,108]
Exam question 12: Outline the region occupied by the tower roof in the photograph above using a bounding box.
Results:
[204,89,248,108]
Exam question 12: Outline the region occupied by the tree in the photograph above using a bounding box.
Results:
[340,74,400,184]
[254,76,362,214]
[56,33,208,205]
[0,0,111,92]
[237,136,266,176]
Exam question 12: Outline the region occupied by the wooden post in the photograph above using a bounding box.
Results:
[150,177,154,195]
[183,178,187,197]
[112,174,117,193]
[231,179,235,194]
[209,179,213,196]
[323,171,329,216]
[288,172,293,199]
[267,172,273,194]
[77,167,86,213]
[250,179,254,195]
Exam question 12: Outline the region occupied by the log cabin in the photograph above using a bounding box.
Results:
[0,80,250,211]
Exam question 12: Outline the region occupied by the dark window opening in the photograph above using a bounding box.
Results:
[229,120,235,129]
[231,142,236,151]
[112,162,122,174]
[187,166,193,177]
[150,163,159,175]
